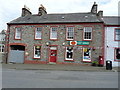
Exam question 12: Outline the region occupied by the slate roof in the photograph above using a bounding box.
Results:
[103,16,120,25]
[8,12,103,24]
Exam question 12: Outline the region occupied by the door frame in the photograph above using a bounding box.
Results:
[48,45,58,63]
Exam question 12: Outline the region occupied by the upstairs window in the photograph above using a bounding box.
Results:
[35,27,42,40]
[34,45,41,59]
[115,28,120,41]
[66,27,74,40]
[83,27,92,40]
[50,27,58,40]
[15,27,22,40]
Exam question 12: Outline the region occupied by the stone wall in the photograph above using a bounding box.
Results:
[8,23,103,64]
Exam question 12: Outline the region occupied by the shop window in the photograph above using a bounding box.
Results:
[34,46,41,59]
[115,28,120,41]
[66,27,74,40]
[50,27,57,40]
[83,27,92,40]
[15,27,22,39]
[35,27,42,39]
[65,47,73,60]
[115,48,120,61]
[83,48,91,62]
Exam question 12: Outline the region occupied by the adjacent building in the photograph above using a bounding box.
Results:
[104,16,120,67]
[6,3,104,65]
[0,30,6,62]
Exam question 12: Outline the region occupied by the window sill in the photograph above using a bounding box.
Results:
[34,39,42,40]
[33,57,41,59]
[64,59,74,61]
[14,39,22,40]
[83,39,92,41]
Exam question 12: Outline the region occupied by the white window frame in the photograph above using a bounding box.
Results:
[35,27,42,39]
[83,27,92,40]
[66,27,74,40]
[65,47,73,60]
[50,27,58,40]
[15,27,22,39]
[34,46,41,59]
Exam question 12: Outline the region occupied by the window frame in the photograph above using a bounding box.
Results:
[0,44,5,53]
[114,48,120,62]
[114,28,120,41]
[66,26,75,41]
[50,26,58,40]
[82,47,92,62]
[14,27,22,40]
[65,46,74,61]
[33,45,41,59]
[34,27,43,40]
[83,26,93,41]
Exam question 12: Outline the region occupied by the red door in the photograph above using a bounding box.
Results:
[50,50,57,63]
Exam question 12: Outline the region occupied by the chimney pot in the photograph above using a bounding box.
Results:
[21,5,32,17]
[91,2,98,14]
[38,4,47,16]
[97,10,103,17]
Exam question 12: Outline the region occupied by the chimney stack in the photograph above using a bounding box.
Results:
[91,2,98,14]
[38,4,47,16]
[97,10,103,17]
[21,5,32,17]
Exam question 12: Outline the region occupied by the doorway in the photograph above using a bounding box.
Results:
[49,46,57,63]
[8,45,25,63]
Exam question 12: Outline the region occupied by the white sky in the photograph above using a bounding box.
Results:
[0,0,119,31]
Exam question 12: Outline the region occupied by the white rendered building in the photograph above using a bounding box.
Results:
[103,16,120,67]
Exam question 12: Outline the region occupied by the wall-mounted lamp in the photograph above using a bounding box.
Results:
[62,42,65,46]
[25,52,29,56]
[46,42,50,46]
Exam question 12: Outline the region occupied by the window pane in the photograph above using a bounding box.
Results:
[83,48,91,61]
[15,28,21,39]
[34,46,41,58]
[66,47,73,60]
[116,48,120,60]
[35,27,42,39]
[2,46,4,52]
[115,29,120,40]
[0,46,1,52]
[84,27,92,40]
[51,27,57,39]
[67,27,74,40]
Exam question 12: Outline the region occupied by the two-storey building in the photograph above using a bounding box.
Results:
[6,3,104,65]
[103,16,120,67]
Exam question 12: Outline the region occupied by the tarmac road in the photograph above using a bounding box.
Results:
[2,68,118,88]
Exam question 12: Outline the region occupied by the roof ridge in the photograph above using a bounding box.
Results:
[46,12,91,15]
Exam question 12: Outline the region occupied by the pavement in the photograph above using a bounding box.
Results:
[1,63,119,72]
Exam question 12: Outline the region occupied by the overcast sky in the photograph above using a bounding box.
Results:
[0,0,119,31]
